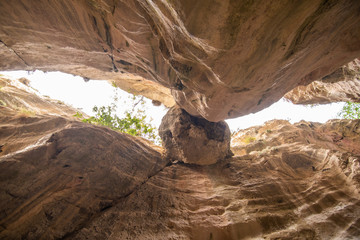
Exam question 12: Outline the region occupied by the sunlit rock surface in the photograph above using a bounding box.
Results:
[285,58,360,104]
[159,106,232,165]
[1,77,360,239]
[1,0,360,121]
[0,116,169,240]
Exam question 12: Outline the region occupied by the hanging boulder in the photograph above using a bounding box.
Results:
[159,106,233,165]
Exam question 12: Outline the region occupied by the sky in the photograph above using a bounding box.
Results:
[0,70,345,131]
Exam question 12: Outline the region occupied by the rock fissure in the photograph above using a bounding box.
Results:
[284,0,337,60]
[0,40,29,67]
[62,160,173,240]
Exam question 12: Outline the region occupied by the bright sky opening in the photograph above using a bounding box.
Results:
[0,70,345,131]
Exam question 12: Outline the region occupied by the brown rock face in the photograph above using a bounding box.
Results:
[1,81,360,239]
[1,109,360,239]
[1,0,360,121]
[0,115,169,240]
[159,106,232,165]
[285,58,360,104]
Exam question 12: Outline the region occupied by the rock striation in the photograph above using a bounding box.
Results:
[285,58,360,104]
[159,106,232,165]
[1,0,360,121]
[1,77,360,239]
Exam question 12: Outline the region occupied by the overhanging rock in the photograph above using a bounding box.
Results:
[1,1,360,121]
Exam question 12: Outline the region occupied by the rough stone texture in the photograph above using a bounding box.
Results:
[1,104,360,239]
[1,0,360,121]
[285,58,360,104]
[110,78,175,108]
[159,106,232,165]
[1,80,360,239]
[0,114,169,240]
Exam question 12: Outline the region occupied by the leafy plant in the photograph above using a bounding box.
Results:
[73,112,84,118]
[78,87,160,144]
[17,107,36,117]
[338,101,360,119]
[242,136,256,144]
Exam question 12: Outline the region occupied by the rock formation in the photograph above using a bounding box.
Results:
[1,0,360,238]
[285,58,360,104]
[159,106,232,165]
[1,77,360,239]
[1,0,360,121]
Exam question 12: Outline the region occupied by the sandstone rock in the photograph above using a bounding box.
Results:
[285,58,360,104]
[0,115,169,240]
[1,84,360,239]
[1,1,360,121]
[159,106,232,165]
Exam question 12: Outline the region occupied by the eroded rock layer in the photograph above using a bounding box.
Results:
[0,115,169,239]
[285,58,360,104]
[1,81,360,239]
[1,0,360,120]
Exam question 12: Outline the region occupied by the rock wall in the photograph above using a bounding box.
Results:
[1,77,360,239]
[1,0,360,121]
[285,58,360,104]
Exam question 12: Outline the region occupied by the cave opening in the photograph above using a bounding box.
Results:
[0,69,346,137]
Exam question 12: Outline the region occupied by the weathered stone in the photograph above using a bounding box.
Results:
[1,1,360,121]
[159,106,232,165]
[2,80,360,239]
[285,58,360,104]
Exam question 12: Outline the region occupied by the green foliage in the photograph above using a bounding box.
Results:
[242,136,256,144]
[338,102,360,119]
[78,88,160,143]
[17,107,36,117]
[83,105,158,141]
[73,112,84,118]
